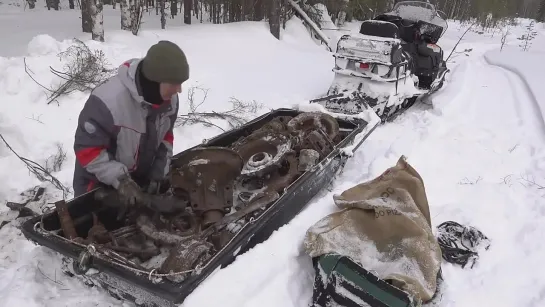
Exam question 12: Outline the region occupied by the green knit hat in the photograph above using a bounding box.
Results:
[141,40,189,84]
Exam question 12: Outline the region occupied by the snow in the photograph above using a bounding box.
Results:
[1,1,545,306]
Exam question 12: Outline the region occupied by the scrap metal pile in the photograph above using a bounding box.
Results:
[55,112,348,282]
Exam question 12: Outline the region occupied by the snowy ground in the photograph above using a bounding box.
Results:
[1,2,545,306]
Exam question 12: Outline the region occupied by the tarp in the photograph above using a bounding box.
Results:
[303,155,442,303]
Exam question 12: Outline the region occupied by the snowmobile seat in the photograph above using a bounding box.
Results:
[359,20,399,39]
[373,14,417,43]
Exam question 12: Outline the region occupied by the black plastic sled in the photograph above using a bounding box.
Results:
[21,108,377,307]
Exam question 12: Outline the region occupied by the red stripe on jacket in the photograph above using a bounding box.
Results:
[164,132,174,145]
[76,147,104,167]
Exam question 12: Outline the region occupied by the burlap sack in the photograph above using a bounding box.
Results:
[303,155,442,303]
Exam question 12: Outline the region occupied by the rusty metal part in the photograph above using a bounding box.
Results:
[232,129,292,177]
[87,213,110,244]
[287,112,340,140]
[216,191,280,230]
[160,240,213,278]
[146,194,188,214]
[110,225,138,239]
[301,130,335,158]
[298,149,320,172]
[169,212,199,236]
[264,151,302,192]
[136,214,198,245]
[233,151,301,207]
[170,147,243,227]
[210,231,236,250]
[257,116,293,132]
[55,200,78,240]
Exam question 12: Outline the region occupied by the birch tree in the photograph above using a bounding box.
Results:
[130,0,145,35]
[120,0,132,31]
[91,0,105,42]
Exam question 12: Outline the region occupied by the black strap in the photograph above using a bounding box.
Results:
[436,221,490,269]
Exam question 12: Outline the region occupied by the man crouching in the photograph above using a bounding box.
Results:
[72,40,189,207]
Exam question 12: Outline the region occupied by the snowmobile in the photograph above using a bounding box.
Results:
[310,1,450,123]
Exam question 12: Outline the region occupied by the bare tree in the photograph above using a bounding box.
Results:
[91,0,105,42]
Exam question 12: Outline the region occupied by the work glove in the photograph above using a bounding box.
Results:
[146,178,170,195]
[116,173,148,207]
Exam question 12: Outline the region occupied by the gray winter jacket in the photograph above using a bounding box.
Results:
[72,58,179,197]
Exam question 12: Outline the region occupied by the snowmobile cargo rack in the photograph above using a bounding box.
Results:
[21,108,377,307]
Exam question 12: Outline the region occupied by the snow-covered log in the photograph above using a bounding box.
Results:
[91,0,105,42]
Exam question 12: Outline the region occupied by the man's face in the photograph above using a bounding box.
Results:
[160,83,182,101]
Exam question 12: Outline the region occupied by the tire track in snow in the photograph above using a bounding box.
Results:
[484,56,545,142]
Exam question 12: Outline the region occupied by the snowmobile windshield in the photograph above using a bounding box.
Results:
[385,1,448,37]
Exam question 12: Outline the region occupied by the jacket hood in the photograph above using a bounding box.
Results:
[117,58,150,107]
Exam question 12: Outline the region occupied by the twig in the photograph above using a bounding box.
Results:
[446,21,477,62]
[458,176,482,185]
[0,133,70,198]
[35,263,70,290]
[519,174,545,189]
[24,57,54,93]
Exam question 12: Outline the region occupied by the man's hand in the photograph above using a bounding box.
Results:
[116,173,147,207]
[146,178,171,195]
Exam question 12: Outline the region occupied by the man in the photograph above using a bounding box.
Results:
[72,40,189,207]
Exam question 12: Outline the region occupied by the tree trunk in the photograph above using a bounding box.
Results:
[68,0,75,9]
[538,0,545,21]
[170,0,177,17]
[269,0,280,39]
[130,0,144,35]
[27,0,36,9]
[160,0,166,29]
[91,0,105,42]
[120,0,131,30]
[254,0,263,21]
[184,0,192,24]
[82,0,93,33]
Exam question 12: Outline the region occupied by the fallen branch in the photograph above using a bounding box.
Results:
[176,86,262,131]
[24,38,115,105]
[0,134,70,198]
